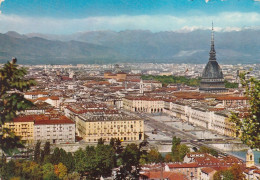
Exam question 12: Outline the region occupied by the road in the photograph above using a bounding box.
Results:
[140,113,238,155]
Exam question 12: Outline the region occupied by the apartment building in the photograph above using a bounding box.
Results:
[164,101,236,137]
[123,96,164,113]
[3,115,75,144]
[76,112,144,143]
[34,116,75,144]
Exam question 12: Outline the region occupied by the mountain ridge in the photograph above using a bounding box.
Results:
[1,30,259,64]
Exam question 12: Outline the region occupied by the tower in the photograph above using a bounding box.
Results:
[199,22,227,93]
[246,149,255,168]
[140,79,144,94]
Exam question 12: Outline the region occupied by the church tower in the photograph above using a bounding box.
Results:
[246,149,255,167]
[199,23,227,93]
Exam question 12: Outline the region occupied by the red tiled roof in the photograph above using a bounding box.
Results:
[201,167,216,174]
[167,163,199,168]
[34,118,74,125]
[13,115,50,122]
[124,96,162,101]
[25,91,48,95]
[12,115,74,125]
[141,171,188,180]
[254,170,260,174]
[49,96,59,100]
[216,96,249,100]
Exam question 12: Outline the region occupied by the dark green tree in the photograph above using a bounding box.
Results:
[178,144,190,161]
[40,149,45,164]
[43,141,50,156]
[34,141,41,163]
[95,144,115,178]
[199,146,218,157]
[171,136,181,161]
[121,143,140,178]
[229,72,260,148]
[0,58,35,155]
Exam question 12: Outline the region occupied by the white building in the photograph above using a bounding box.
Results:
[34,116,75,144]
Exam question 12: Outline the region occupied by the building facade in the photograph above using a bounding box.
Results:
[123,96,164,113]
[34,117,75,144]
[76,113,144,142]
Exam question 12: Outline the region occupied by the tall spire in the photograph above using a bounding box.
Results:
[209,21,216,61]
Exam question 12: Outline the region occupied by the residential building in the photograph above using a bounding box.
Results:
[123,96,164,113]
[75,111,144,142]
[34,116,75,144]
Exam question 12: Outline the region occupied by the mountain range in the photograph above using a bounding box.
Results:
[0,30,259,64]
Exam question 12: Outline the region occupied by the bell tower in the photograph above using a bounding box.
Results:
[246,149,255,167]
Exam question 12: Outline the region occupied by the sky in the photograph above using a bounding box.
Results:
[0,0,260,34]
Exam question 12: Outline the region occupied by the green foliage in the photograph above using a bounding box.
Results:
[0,128,24,156]
[224,80,239,88]
[146,148,163,164]
[121,144,140,172]
[95,144,115,177]
[54,162,67,179]
[43,142,51,157]
[141,75,201,87]
[213,165,244,180]
[199,146,218,157]
[43,172,59,180]
[0,59,36,155]
[63,172,80,180]
[178,144,190,161]
[34,141,41,163]
[0,58,36,123]
[164,153,173,163]
[229,72,260,149]
[110,138,123,155]
[170,136,190,162]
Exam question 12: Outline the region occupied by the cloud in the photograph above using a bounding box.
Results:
[174,50,205,57]
[0,12,259,34]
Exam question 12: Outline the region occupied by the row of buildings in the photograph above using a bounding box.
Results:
[3,115,75,144]
[140,150,259,180]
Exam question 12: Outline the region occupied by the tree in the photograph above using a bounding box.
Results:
[164,153,173,163]
[121,143,140,178]
[178,144,190,161]
[199,146,218,157]
[74,146,97,178]
[74,148,87,177]
[146,148,163,164]
[50,147,61,165]
[213,165,244,180]
[43,141,50,157]
[229,72,260,149]
[34,141,41,163]
[171,136,181,161]
[42,163,58,180]
[63,172,80,180]
[54,162,67,179]
[95,144,115,177]
[98,138,105,145]
[0,160,16,179]
[0,58,35,154]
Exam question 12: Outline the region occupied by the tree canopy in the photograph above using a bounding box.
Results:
[229,72,260,149]
[0,58,36,155]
